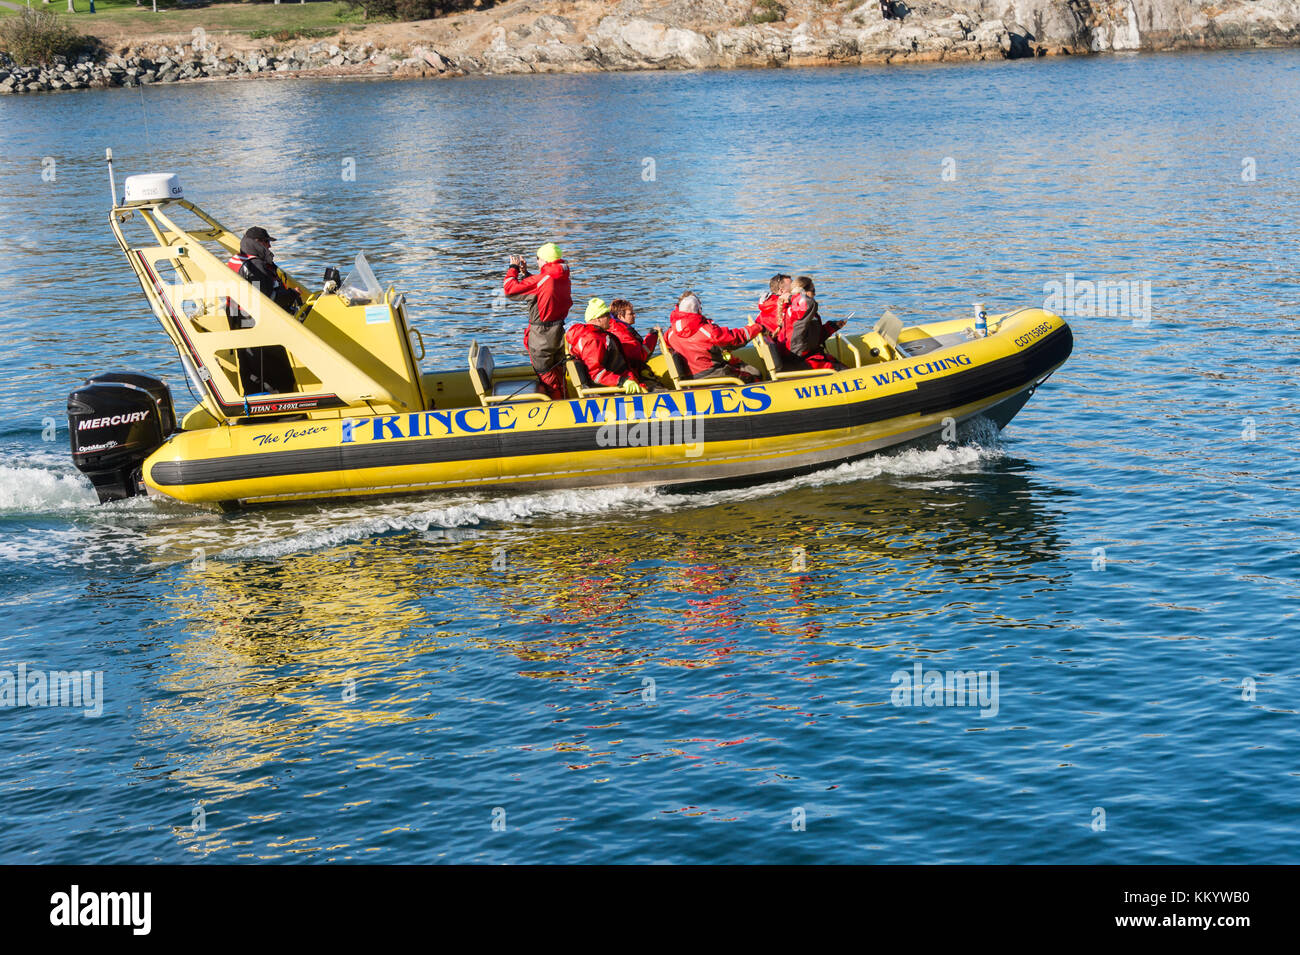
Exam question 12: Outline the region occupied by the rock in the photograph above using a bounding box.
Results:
[1092,0,1142,51]
[971,18,1009,53]
[533,14,576,36]
[714,25,772,59]
[12,0,1300,94]
[412,46,451,71]
[592,16,713,67]
[790,22,842,58]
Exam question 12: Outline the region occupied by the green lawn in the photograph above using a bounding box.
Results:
[0,1,372,38]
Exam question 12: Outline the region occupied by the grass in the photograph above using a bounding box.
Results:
[0,2,370,40]
[248,25,340,41]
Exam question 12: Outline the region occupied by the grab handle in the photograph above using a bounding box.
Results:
[409,327,426,361]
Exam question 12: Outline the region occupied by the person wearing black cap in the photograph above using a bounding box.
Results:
[226,227,302,316]
[224,226,302,396]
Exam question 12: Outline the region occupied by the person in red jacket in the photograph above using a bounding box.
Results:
[664,291,762,382]
[505,241,572,399]
[754,274,791,338]
[785,276,846,371]
[566,298,654,393]
[607,299,662,384]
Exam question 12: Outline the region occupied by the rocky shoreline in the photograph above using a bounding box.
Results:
[2,0,1298,95]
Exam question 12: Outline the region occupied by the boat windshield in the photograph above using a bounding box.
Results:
[339,253,385,306]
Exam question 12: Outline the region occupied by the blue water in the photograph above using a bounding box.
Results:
[0,49,1297,863]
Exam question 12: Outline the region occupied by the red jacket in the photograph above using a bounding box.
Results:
[664,309,758,378]
[608,317,658,367]
[755,293,784,338]
[565,323,633,388]
[504,259,572,324]
[785,292,839,369]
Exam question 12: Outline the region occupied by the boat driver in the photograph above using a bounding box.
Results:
[224,226,302,395]
[226,227,303,317]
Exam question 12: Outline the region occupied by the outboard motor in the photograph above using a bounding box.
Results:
[68,372,177,503]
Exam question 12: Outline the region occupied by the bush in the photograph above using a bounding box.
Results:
[743,0,787,25]
[339,0,489,21]
[0,9,100,67]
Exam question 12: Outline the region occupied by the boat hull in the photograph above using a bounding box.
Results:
[143,310,1074,507]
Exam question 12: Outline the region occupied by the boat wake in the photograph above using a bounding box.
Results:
[0,462,98,513]
[220,484,667,560]
[224,425,1004,560]
[0,419,1004,567]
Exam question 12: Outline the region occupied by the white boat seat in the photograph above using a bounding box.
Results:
[864,311,904,362]
[468,341,550,406]
[754,332,835,381]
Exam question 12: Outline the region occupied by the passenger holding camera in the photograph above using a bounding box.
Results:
[504,242,572,400]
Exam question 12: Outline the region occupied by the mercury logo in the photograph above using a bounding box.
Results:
[49,885,151,935]
[77,412,150,430]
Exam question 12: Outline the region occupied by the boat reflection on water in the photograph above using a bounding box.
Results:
[153,456,1061,696]
[461,458,1071,663]
[134,444,1068,855]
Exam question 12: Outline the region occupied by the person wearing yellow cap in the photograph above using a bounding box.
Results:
[564,297,656,394]
[504,242,572,400]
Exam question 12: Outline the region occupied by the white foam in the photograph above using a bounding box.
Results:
[0,422,1003,564]
[687,436,999,509]
[219,430,1001,560]
[221,484,662,559]
[0,465,97,512]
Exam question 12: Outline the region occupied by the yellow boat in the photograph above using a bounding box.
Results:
[68,167,1073,509]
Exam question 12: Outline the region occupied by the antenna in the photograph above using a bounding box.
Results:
[106,148,117,208]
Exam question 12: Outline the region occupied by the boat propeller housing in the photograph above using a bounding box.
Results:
[68,373,177,503]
